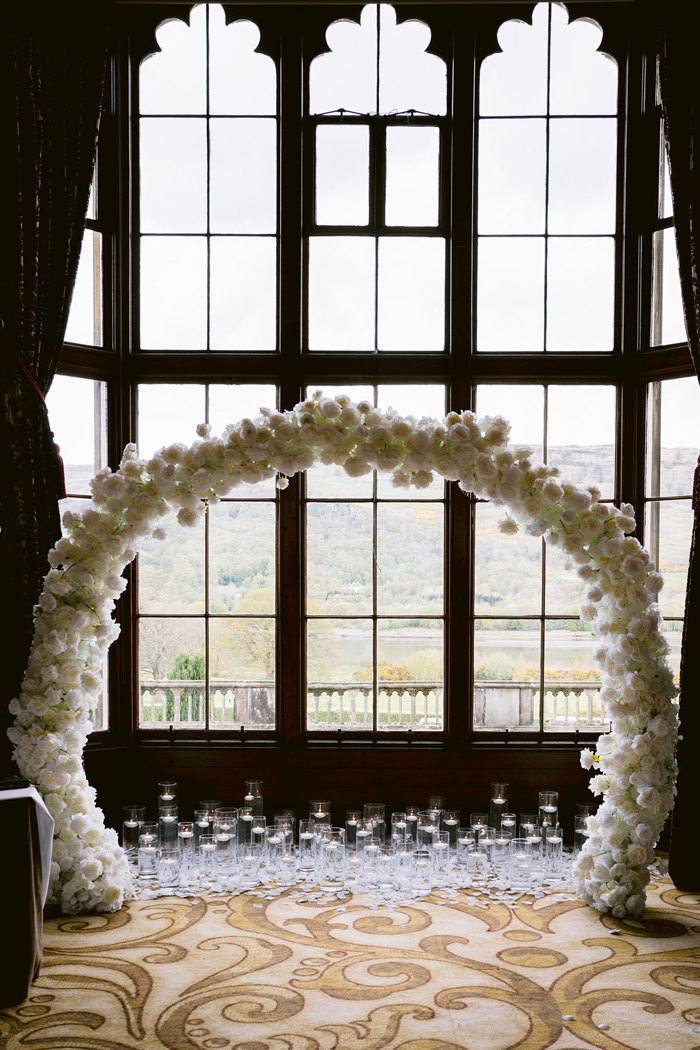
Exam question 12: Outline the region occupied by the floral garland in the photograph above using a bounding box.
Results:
[8,394,678,916]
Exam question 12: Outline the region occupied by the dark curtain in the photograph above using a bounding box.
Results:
[0,4,109,775]
[658,10,700,889]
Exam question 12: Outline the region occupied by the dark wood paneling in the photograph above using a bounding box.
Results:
[85,742,593,840]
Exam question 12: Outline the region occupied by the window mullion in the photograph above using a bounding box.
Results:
[447,26,476,744]
[279,16,305,744]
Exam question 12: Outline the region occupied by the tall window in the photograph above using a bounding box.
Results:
[138,5,278,351]
[55,1,697,756]
[477,4,617,353]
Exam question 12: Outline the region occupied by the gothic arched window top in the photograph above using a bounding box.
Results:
[480,2,617,117]
[140,4,276,117]
[310,3,446,117]
[477,2,619,355]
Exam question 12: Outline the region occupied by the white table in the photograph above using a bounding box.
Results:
[2,785,54,902]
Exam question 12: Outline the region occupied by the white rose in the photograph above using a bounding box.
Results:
[344,457,372,478]
[541,480,563,503]
[475,454,497,481]
[319,398,341,418]
[498,517,519,536]
[645,573,664,595]
[390,417,413,439]
[408,428,431,453]
[580,748,597,770]
[340,406,359,426]
[412,471,433,489]
[377,449,402,471]
[405,450,429,471]
[176,507,201,528]
[433,454,460,480]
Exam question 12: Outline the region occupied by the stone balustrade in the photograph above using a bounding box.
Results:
[140,679,606,732]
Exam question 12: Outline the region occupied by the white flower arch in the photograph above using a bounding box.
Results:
[8,394,678,916]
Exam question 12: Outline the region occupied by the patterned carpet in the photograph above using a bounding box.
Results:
[2,874,700,1050]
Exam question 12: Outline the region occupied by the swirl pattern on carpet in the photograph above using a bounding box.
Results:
[1,874,699,1049]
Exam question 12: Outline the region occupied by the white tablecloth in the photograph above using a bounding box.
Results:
[1,786,54,903]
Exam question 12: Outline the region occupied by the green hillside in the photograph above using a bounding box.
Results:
[61,445,696,685]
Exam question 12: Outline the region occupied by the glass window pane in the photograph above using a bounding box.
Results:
[544,623,602,732]
[209,384,276,431]
[646,378,700,498]
[545,542,589,617]
[210,618,275,728]
[660,130,673,220]
[377,503,443,614]
[90,658,108,732]
[378,236,445,351]
[477,238,545,351]
[665,628,682,688]
[546,237,614,351]
[307,619,373,730]
[210,119,276,234]
[209,502,275,613]
[87,169,96,220]
[316,125,369,226]
[210,237,276,351]
[474,502,542,616]
[475,384,544,455]
[385,126,440,227]
[473,619,540,730]
[647,499,693,619]
[308,237,375,350]
[305,384,375,499]
[140,236,207,350]
[138,383,206,460]
[652,228,686,347]
[478,119,546,234]
[479,4,548,116]
[307,503,373,614]
[548,384,616,496]
[549,7,617,116]
[208,11,276,116]
[139,510,205,614]
[139,118,207,233]
[376,383,446,498]
[139,618,205,727]
[209,383,277,497]
[310,6,378,116]
[377,620,443,730]
[139,7,207,116]
[65,230,101,346]
[548,118,617,234]
[47,376,107,495]
[379,383,445,420]
[378,8,446,116]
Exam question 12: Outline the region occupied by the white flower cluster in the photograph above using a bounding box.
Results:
[8,394,678,915]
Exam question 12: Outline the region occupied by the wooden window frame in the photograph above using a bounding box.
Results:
[56,1,695,821]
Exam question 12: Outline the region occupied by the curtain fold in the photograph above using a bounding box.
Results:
[657,10,700,890]
[0,4,109,774]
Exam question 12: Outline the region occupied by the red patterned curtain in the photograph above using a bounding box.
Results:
[658,10,700,889]
[0,5,109,774]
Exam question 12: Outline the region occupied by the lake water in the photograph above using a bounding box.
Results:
[330,629,682,680]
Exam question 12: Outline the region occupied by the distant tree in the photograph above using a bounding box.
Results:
[140,619,199,680]
[353,662,411,682]
[166,651,205,721]
[229,588,276,677]
[168,652,205,681]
